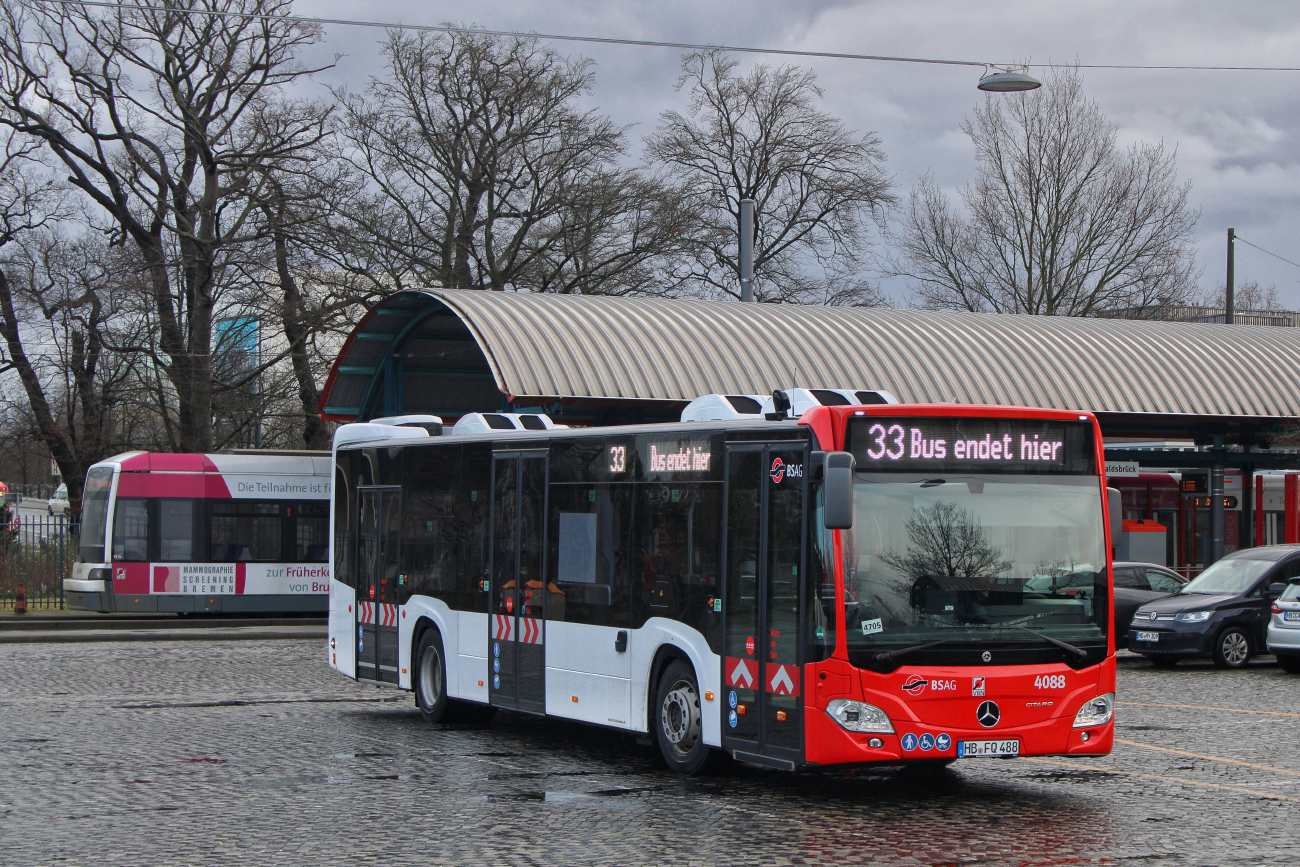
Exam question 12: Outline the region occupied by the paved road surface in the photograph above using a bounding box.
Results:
[2,644,1297,866]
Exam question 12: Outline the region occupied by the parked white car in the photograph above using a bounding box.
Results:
[47,484,69,516]
[1267,580,1300,673]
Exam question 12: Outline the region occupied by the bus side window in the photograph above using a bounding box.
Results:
[112,497,149,562]
[628,482,722,652]
[399,445,457,606]
[333,463,354,587]
[458,443,492,614]
[547,483,631,628]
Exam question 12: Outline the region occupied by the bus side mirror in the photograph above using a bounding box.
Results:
[824,451,855,530]
[1107,487,1121,549]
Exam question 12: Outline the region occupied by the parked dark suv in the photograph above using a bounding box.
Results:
[1113,562,1186,648]
[1128,545,1299,669]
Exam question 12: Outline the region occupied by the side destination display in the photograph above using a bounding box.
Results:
[846,417,1095,475]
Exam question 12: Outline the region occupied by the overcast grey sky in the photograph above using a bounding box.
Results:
[298,0,1300,307]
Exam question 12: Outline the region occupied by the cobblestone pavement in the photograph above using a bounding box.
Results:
[2,643,1298,866]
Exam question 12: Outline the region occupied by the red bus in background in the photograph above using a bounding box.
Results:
[329,398,1115,773]
[66,451,331,614]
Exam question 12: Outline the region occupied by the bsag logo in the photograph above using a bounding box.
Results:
[902,675,929,695]
[769,458,803,484]
[770,458,785,484]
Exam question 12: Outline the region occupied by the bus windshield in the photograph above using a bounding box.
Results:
[79,467,114,562]
[845,473,1107,654]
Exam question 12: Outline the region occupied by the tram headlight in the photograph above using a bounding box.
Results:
[825,699,894,733]
[1072,693,1114,728]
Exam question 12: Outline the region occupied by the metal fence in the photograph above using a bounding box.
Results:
[0,515,78,610]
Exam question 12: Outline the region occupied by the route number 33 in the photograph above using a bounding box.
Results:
[864,423,905,461]
[1034,675,1066,690]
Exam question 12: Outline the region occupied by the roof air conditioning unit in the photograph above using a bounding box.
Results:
[450,412,564,436]
[680,394,767,422]
[760,388,900,419]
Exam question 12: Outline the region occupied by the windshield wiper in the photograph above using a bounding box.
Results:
[1006,625,1089,659]
[872,639,951,662]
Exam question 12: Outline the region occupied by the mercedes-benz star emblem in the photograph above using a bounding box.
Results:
[981,651,992,662]
[976,700,1001,728]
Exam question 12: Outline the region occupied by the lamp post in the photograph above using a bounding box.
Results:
[1225,228,1236,324]
[739,199,755,302]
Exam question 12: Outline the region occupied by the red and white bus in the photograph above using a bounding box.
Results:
[328,399,1116,773]
[66,451,331,614]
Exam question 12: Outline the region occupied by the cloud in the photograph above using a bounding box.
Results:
[297,0,1300,305]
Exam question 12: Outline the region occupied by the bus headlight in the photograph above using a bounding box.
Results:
[825,699,894,733]
[1073,693,1114,728]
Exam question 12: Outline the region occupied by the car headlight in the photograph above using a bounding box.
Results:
[1073,693,1114,728]
[825,699,894,733]
[1176,611,1212,623]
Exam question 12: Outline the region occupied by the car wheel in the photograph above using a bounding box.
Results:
[654,660,713,775]
[1276,652,1300,674]
[1149,657,1178,669]
[1212,627,1251,669]
[414,629,450,723]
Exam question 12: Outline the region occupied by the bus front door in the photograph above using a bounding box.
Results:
[489,452,547,714]
[356,487,401,685]
[722,444,807,769]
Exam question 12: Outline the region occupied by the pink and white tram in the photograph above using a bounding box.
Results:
[65,451,331,614]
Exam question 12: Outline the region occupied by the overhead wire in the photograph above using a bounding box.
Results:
[1235,237,1300,272]
[33,0,1300,74]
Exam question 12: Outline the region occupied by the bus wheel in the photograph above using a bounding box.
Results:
[415,629,449,723]
[655,660,711,775]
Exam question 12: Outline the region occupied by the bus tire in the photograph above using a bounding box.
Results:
[414,628,450,723]
[654,660,712,775]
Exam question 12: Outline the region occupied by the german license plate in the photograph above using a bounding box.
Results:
[1135,630,1159,642]
[1285,611,1300,621]
[957,739,1020,757]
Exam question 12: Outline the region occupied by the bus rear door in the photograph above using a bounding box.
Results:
[722,443,807,770]
[489,451,547,714]
[356,487,401,684]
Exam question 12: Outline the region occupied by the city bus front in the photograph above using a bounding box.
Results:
[805,408,1115,766]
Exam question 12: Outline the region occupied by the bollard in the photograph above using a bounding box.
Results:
[14,583,27,615]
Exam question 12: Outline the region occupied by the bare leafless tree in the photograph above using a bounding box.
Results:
[331,26,692,296]
[0,0,330,452]
[893,68,1199,316]
[0,174,143,513]
[645,50,894,305]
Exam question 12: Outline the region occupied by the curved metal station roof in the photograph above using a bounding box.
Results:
[320,289,1300,438]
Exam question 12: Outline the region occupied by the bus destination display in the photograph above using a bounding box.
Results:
[847,417,1095,475]
[597,435,718,480]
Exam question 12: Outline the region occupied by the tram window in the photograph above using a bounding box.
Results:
[210,502,282,561]
[547,484,632,627]
[158,499,196,561]
[112,497,149,562]
[296,502,329,562]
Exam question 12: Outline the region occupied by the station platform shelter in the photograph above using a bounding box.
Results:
[320,289,1300,570]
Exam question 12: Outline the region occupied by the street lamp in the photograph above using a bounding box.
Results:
[977,65,1042,92]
